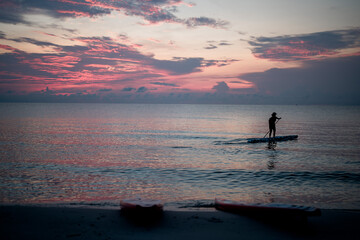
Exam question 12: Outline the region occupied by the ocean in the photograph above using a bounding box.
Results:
[0,103,359,209]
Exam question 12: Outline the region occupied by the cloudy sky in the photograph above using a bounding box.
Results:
[0,0,359,104]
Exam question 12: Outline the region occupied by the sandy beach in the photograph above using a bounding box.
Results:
[1,205,359,240]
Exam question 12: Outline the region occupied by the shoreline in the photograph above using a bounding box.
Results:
[1,205,359,240]
[1,201,360,211]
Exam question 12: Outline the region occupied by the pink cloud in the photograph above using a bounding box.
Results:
[148,38,161,43]
[0,34,239,99]
[249,29,360,61]
[33,31,57,37]
[56,10,93,18]
[0,0,229,29]
[254,42,337,61]
[0,44,20,53]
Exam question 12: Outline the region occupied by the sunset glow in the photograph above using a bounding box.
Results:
[0,0,359,104]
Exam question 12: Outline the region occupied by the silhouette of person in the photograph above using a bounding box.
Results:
[269,112,281,138]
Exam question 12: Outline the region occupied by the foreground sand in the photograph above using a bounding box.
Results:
[1,205,359,240]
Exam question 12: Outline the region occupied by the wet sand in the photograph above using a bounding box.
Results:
[1,205,359,240]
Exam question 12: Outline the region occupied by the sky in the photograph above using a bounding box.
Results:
[0,0,359,104]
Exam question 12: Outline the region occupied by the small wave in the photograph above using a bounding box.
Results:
[157,168,360,186]
[345,161,360,165]
[213,138,248,145]
[5,163,360,185]
[171,146,193,149]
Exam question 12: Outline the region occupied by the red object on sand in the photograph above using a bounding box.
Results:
[120,198,163,212]
[215,198,321,216]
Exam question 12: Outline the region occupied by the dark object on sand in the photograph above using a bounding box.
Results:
[247,135,298,143]
[120,198,163,214]
[215,198,321,217]
[120,198,163,225]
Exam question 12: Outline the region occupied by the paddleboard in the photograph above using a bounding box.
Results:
[215,198,321,216]
[120,198,163,212]
[247,135,298,143]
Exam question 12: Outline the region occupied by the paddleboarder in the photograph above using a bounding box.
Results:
[269,112,281,138]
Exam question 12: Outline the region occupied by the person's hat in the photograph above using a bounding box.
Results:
[272,112,277,116]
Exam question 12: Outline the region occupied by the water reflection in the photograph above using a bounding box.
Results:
[267,141,277,150]
[267,160,275,170]
[266,141,278,170]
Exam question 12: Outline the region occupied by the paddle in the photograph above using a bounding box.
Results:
[264,118,280,138]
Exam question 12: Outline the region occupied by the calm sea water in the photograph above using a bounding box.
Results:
[0,103,360,209]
